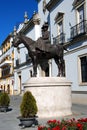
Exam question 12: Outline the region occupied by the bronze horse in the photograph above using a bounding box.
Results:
[13,33,65,77]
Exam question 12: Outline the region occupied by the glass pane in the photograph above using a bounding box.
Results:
[59,22,63,34]
[80,56,87,82]
[78,5,84,22]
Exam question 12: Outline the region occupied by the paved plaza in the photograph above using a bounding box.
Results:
[0,95,87,130]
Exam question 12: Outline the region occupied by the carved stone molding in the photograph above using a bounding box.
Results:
[46,0,60,11]
[73,0,85,7]
[54,12,64,23]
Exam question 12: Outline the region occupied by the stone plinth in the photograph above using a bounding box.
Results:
[24,77,72,118]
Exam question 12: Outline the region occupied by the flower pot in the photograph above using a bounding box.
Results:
[0,106,8,112]
[18,116,38,127]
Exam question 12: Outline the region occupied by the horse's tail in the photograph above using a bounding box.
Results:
[63,46,68,52]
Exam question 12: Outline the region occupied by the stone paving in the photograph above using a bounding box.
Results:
[0,95,87,130]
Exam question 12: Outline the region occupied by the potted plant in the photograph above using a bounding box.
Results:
[0,92,10,112]
[18,91,38,127]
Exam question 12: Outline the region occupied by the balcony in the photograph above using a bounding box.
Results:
[70,20,87,39]
[53,33,65,44]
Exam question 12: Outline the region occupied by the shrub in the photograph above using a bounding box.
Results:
[20,91,38,118]
[0,92,10,106]
[0,92,2,97]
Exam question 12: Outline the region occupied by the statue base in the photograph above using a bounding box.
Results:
[23,77,72,118]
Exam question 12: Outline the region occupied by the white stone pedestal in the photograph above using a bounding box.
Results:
[24,77,72,118]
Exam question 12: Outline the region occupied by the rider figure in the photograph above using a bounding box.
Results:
[41,22,50,44]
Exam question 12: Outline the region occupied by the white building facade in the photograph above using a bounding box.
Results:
[37,0,87,103]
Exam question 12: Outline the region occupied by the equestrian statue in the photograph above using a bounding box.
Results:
[13,23,66,77]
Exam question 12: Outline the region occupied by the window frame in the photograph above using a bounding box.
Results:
[57,20,63,35]
[78,54,87,86]
[54,12,64,35]
[74,0,86,24]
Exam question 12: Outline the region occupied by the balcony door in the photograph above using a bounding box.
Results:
[58,21,63,35]
[57,21,64,44]
[77,5,85,34]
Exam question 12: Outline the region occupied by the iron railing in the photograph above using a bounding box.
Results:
[53,33,65,44]
[70,20,87,39]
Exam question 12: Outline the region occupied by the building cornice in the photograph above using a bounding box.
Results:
[55,12,64,23]
[64,34,87,48]
[72,0,84,7]
[64,44,87,57]
[46,0,61,11]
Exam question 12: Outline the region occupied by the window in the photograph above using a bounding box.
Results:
[26,54,29,61]
[78,55,87,85]
[57,20,65,44]
[43,0,46,13]
[30,70,33,77]
[57,21,63,35]
[26,54,31,63]
[77,5,84,23]
[2,66,10,77]
[16,59,20,66]
[74,0,85,34]
[80,56,87,82]
[77,5,85,34]
[54,12,65,44]
[55,12,64,35]
[71,0,86,38]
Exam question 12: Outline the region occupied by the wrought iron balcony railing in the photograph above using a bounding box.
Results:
[53,33,65,44]
[70,20,87,39]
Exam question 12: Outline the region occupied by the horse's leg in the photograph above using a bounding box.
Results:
[33,63,37,77]
[54,57,64,77]
[54,58,61,76]
[32,56,38,77]
[58,63,61,76]
[58,62,62,76]
[62,59,65,76]
[58,58,65,77]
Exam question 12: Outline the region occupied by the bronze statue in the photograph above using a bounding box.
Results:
[35,22,50,51]
[41,22,50,43]
[13,33,65,77]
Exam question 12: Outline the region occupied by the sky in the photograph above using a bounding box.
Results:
[0,0,38,45]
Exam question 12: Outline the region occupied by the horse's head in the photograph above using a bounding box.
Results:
[12,33,22,47]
